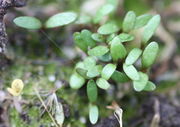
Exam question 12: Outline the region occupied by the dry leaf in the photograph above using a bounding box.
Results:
[7,79,24,96]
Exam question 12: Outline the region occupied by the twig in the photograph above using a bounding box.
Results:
[0,0,27,53]
[150,99,160,127]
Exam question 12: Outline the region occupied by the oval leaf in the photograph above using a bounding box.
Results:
[87,80,98,102]
[98,53,112,62]
[91,33,105,43]
[111,71,130,83]
[123,64,139,80]
[122,11,136,32]
[76,68,88,79]
[133,72,148,91]
[81,30,96,48]
[142,42,159,68]
[118,33,134,43]
[98,23,120,35]
[87,65,101,78]
[142,15,160,43]
[107,33,116,43]
[84,57,96,70]
[75,15,91,24]
[94,4,115,23]
[88,46,109,56]
[144,81,156,91]
[70,73,85,89]
[74,32,88,52]
[101,64,116,80]
[96,78,110,90]
[75,62,85,69]
[110,37,127,61]
[46,12,77,28]
[134,14,153,29]
[89,105,99,124]
[14,16,42,30]
[125,48,142,65]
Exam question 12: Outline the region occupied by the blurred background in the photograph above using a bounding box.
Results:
[0,0,180,127]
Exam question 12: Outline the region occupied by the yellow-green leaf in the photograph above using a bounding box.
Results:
[133,72,148,91]
[46,12,77,28]
[142,15,160,43]
[14,16,42,30]
[134,14,152,29]
[123,64,139,80]
[89,105,99,124]
[122,11,136,32]
[88,46,109,56]
[144,81,156,91]
[87,80,98,102]
[118,33,134,43]
[111,71,130,83]
[110,37,127,61]
[96,78,110,90]
[101,64,116,80]
[125,48,142,65]
[98,23,120,35]
[142,42,159,68]
[70,73,85,89]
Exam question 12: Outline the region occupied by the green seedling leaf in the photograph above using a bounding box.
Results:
[125,48,142,65]
[74,32,88,52]
[46,12,77,28]
[98,53,112,62]
[91,33,105,43]
[76,15,91,24]
[133,72,148,91]
[88,46,109,56]
[76,68,88,79]
[84,57,96,70]
[107,33,116,43]
[70,73,85,89]
[14,16,42,30]
[101,64,116,80]
[123,64,139,80]
[142,15,160,43]
[122,11,136,32]
[110,37,127,61]
[96,78,110,90]
[134,14,153,29]
[75,62,85,69]
[81,30,96,48]
[142,42,159,68]
[87,80,98,102]
[87,65,101,78]
[118,33,134,43]
[98,22,120,35]
[89,105,99,124]
[144,81,156,91]
[94,4,115,23]
[111,71,130,83]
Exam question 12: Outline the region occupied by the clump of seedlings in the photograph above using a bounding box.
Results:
[70,11,160,124]
[13,4,160,124]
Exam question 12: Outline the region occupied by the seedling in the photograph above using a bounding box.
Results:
[13,8,160,125]
[13,12,77,29]
[70,11,160,124]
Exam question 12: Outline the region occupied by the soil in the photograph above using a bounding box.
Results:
[129,95,180,127]
[94,115,119,127]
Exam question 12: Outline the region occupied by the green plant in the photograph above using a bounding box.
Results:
[70,11,160,124]
[13,12,77,29]
[13,4,160,124]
